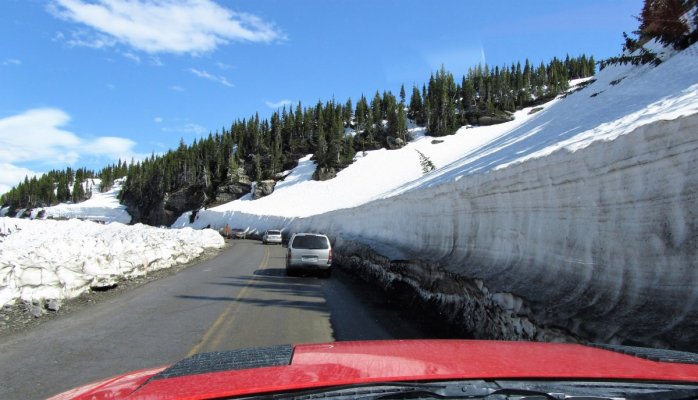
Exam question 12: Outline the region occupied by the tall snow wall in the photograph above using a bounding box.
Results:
[228,113,698,350]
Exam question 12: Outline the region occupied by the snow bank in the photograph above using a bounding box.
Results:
[0,218,224,308]
[173,43,698,349]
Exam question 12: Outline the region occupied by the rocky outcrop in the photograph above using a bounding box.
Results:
[210,182,252,206]
[313,167,337,181]
[124,167,255,226]
[386,136,406,150]
[476,112,514,126]
[253,180,276,199]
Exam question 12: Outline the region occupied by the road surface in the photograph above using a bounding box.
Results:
[0,240,446,399]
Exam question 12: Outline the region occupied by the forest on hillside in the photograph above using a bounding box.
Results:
[2,0,696,226]
[1,55,595,217]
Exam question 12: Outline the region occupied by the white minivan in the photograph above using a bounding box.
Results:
[286,233,332,277]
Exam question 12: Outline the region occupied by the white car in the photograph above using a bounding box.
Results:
[286,233,332,277]
[262,229,282,244]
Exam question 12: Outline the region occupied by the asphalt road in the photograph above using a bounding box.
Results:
[0,240,443,399]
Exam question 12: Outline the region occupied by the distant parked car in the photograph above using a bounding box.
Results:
[286,233,332,277]
[231,228,246,239]
[262,229,282,244]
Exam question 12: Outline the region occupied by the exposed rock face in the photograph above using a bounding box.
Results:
[253,180,276,199]
[123,184,207,227]
[124,167,255,225]
[210,182,252,207]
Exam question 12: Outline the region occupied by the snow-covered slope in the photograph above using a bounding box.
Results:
[26,178,131,224]
[175,43,698,348]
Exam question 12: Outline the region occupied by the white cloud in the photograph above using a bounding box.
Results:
[189,68,233,87]
[0,108,139,193]
[2,59,21,66]
[0,163,40,195]
[265,99,293,109]
[154,117,163,123]
[170,85,184,92]
[48,0,285,55]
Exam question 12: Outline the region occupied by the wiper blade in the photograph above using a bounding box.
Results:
[256,381,698,400]
[374,383,568,400]
[625,388,698,400]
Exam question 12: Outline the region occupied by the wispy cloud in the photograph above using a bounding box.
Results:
[153,117,163,123]
[2,59,22,66]
[161,122,207,136]
[265,99,293,109]
[0,108,140,193]
[149,56,163,66]
[60,28,117,49]
[216,61,235,70]
[183,123,206,135]
[48,0,285,55]
[189,68,233,87]
[170,85,184,92]
[122,51,141,64]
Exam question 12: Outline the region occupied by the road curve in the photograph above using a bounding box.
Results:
[0,240,437,399]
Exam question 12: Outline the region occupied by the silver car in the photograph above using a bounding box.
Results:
[262,229,282,244]
[286,233,332,277]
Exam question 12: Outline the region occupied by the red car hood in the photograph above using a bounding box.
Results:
[49,340,698,400]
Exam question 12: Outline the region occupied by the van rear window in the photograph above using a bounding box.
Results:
[292,235,329,249]
[267,230,281,235]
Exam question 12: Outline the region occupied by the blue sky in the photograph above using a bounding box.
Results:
[1,0,642,194]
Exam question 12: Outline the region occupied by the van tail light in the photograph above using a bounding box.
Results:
[328,248,333,265]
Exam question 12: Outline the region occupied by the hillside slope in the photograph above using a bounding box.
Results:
[177,43,698,349]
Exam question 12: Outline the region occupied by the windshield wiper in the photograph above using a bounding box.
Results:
[375,385,581,399]
[253,381,698,400]
[624,387,698,400]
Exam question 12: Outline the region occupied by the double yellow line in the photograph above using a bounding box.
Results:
[186,246,271,357]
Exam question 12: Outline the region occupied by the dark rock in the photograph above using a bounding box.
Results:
[29,305,43,318]
[477,113,514,126]
[209,181,252,206]
[386,136,406,150]
[313,167,337,181]
[46,299,62,312]
[253,180,276,199]
[230,167,252,185]
[431,139,444,144]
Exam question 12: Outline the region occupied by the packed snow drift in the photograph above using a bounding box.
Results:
[0,218,224,308]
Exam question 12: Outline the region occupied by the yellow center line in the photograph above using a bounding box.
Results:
[185,246,270,357]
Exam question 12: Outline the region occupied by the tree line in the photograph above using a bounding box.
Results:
[2,54,595,213]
